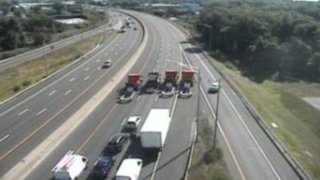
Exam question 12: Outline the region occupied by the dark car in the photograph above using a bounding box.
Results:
[90,156,115,179]
[106,134,128,153]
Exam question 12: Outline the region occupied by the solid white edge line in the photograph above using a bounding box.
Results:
[175,22,281,179]
[0,32,120,117]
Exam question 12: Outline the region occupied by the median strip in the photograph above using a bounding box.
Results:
[1,15,148,180]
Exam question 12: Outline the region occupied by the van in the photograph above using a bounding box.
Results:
[115,158,143,180]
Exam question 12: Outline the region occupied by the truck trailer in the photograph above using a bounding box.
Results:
[179,70,195,98]
[161,70,179,97]
[139,109,171,150]
[119,73,143,103]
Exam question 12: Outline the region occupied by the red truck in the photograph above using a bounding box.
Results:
[119,74,143,103]
[161,70,179,97]
[179,70,195,98]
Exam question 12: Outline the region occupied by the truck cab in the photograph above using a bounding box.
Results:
[52,151,88,180]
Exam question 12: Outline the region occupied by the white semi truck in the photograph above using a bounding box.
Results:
[139,108,171,150]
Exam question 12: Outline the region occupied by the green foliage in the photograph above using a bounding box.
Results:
[197,2,320,82]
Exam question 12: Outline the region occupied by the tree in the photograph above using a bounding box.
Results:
[52,1,65,14]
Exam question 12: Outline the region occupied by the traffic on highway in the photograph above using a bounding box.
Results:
[0,4,306,180]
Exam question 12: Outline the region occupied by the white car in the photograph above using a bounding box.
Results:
[208,82,220,93]
[102,60,112,68]
[124,116,142,132]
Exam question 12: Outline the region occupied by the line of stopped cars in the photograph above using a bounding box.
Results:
[117,68,221,103]
[52,109,171,180]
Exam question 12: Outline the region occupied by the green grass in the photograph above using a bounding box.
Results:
[212,60,320,178]
[189,118,231,180]
[0,31,115,102]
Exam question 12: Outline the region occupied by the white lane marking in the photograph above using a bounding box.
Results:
[151,151,162,180]
[18,108,29,116]
[0,135,9,143]
[36,108,47,116]
[85,67,90,71]
[121,117,127,126]
[96,59,100,63]
[69,78,75,82]
[196,52,281,179]
[84,76,90,81]
[48,90,56,96]
[64,90,72,96]
[0,33,120,118]
[154,95,159,102]
[179,29,280,179]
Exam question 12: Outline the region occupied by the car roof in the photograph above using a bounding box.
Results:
[109,134,125,144]
[95,156,113,167]
[127,116,141,123]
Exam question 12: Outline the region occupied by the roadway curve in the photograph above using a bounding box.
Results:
[0,11,143,177]
[0,10,118,72]
[1,9,300,180]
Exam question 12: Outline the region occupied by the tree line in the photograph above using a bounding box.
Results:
[0,1,105,55]
[197,2,320,82]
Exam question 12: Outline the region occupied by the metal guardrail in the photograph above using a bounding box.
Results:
[172,22,311,180]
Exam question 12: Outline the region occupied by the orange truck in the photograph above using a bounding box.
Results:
[161,70,179,97]
[179,70,195,98]
[120,74,143,103]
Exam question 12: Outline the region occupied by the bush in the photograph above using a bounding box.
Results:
[12,85,20,92]
[21,80,31,87]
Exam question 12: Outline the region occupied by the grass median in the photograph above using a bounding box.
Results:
[0,31,115,102]
[212,60,320,178]
[189,118,231,180]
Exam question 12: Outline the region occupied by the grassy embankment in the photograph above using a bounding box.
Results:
[189,118,231,180]
[0,31,115,102]
[212,60,320,178]
[177,19,320,178]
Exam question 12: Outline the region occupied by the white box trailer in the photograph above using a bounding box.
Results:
[139,109,171,150]
[52,151,88,180]
[115,158,143,180]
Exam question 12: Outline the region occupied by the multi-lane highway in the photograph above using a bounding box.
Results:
[0,11,143,178]
[0,11,119,72]
[0,9,301,180]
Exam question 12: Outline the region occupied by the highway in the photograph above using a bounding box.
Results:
[1,9,301,180]
[0,11,143,177]
[0,10,119,72]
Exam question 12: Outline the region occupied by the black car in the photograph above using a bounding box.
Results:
[106,134,128,153]
[90,156,115,179]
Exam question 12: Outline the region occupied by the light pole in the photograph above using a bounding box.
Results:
[213,79,221,150]
[196,67,201,142]
[199,23,213,51]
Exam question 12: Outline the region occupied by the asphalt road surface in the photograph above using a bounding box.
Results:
[0,11,143,177]
[0,11,119,72]
[0,9,301,180]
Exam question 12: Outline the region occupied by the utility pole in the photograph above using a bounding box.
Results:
[213,79,221,150]
[196,68,201,142]
[42,34,49,77]
[199,24,213,51]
